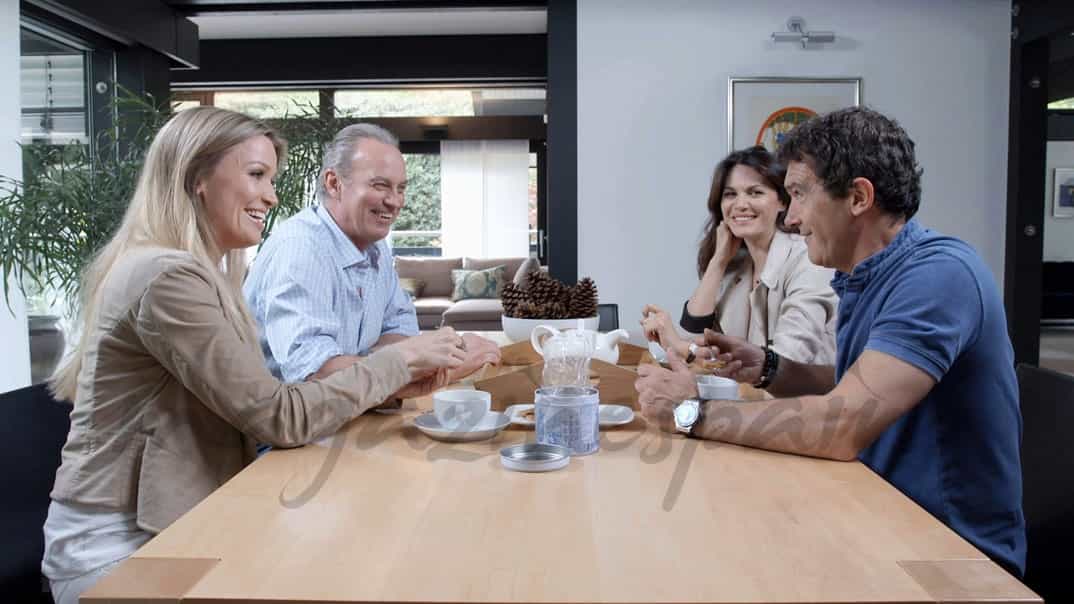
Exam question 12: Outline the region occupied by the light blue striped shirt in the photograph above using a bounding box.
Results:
[244,205,419,382]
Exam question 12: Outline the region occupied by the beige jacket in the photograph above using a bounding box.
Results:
[684,231,838,364]
[50,247,411,533]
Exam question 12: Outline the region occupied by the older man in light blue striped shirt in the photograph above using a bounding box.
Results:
[245,123,499,387]
[245,204,419,382]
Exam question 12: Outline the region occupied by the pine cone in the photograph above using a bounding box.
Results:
[568,277,598,318]
[528,278,558,308]
[545,301,568,320]
[515,300,541,319]
[526,269,551,289]
[501,282,527,317]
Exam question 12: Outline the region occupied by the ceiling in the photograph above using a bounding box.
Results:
[162,1,546,39]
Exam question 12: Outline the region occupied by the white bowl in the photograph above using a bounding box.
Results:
[696,375,741,401]
[501,315,599,343]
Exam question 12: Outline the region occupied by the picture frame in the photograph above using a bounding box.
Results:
[1053,168,1074,219]
[728,77,862,153]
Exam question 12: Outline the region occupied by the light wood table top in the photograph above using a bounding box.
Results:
[85,334,1040,604]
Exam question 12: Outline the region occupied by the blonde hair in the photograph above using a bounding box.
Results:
[50,106,287,401]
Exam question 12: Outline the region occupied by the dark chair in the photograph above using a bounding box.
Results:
[0,383,72,602]
[1016,363,1074,602]
[1042,262,1074,321]
[597,303,619,331]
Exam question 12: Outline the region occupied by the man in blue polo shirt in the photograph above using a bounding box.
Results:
[635,107,1025,576]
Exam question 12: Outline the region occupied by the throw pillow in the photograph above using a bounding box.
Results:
[450,265,507,301]
[513,256,541,287]
[398,278,425,299]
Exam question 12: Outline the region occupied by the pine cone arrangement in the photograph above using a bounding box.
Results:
[567,277,598,319]
[501,270,598,319]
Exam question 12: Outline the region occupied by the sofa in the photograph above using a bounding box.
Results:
[395,255,539,331]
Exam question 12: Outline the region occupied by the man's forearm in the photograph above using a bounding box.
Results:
[764,357,836,398]
[307,354,363,381]
[369,333,410,353]
[694,394,862,461]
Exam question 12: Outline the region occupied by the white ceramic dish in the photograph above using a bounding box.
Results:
[501,315,599,343]
[504,403,635,428]
[598,404,635,426]
[696,375,740,401]
[413,411,510,442]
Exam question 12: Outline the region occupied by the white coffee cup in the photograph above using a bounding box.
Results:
[433,389,492,430]
[696,375,740,401]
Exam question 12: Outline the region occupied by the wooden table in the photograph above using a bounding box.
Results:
[85,337,1040,604]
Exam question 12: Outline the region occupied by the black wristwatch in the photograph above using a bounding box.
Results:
[752,347,780,390]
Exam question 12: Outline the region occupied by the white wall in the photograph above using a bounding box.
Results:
[1044,141,1074,261]
[1,0,30,393]
[577,0,1011,341]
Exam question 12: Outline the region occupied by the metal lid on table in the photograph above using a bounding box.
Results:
[499,443,571,472]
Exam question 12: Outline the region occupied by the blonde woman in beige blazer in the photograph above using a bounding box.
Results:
[41,107,469,604]
[642,146,837,366]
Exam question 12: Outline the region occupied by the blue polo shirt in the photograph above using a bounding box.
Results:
[831,219,1025,575]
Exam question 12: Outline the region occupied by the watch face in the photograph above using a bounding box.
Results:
[674,401,700,428]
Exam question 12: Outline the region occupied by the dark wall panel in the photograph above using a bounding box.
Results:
[171,34,546,87]
[545,0,575,284]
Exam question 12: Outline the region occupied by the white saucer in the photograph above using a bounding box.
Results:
[503,404,538,426]
[413,412,510,442]
[504,404,635,428]
[599,404,635,426]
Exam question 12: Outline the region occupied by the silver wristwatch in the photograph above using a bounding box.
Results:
[674,398,702,436]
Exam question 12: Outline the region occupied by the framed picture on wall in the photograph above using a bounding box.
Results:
[1054,168,1074,219]
[728,77,862,153]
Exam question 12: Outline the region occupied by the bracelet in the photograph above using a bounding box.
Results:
[752,347,780,389]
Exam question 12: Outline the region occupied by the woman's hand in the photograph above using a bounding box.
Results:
[392,327,467,378]
[708,222,742,273]
[640,304,688,356]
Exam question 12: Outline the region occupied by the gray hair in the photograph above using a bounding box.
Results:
[317,122,400,203]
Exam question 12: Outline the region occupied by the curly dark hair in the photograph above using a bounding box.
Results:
[776,106,922,220]
[697,146,792,278]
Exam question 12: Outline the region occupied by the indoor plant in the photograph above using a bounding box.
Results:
[0,91,320,382]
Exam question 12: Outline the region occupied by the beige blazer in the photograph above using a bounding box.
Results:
[685,231,838,365]
[50,247,412,533]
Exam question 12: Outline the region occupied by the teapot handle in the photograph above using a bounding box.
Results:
[530,325,561,357]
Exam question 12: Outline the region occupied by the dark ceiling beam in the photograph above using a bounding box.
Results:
[164,1,545,15]
[170,34,546,87]
[1012,0,1074,44]
[23,0,200,67]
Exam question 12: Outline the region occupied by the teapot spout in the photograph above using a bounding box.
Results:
[600,328,630,348]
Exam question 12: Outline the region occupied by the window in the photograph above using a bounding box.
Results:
[170,86,546,259]
[214,90,320,118]
[392,153,443,256]
[334,87,545,118]
[529,151,538,256]
[20,26,88,145]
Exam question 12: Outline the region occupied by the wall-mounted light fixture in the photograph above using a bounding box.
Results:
[772,17,835,49]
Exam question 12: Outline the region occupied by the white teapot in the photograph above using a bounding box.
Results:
[530,325,631,365]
